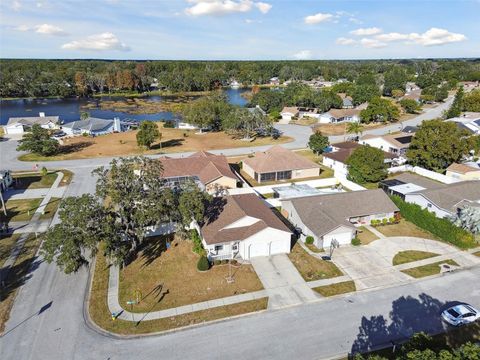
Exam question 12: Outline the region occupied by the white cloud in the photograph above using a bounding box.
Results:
[304,12,333,25]
[185,0,271,16]
[293,50,312,60]
[360,38,387,49]
[350,27,382,36]
[336,37,356,46]
[14,24,31,32]
[255,1,271,14]
[35,24,68,36]
[11,0,21,11]
[62,32,130,52]
[374,27,466,46]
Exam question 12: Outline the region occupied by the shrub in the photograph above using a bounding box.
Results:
[382,218,388,226]
[213,260,221,266]
[163,120,175,128]
[389,217,395,224]
[370,219,379,227]
[230,259,238,266]
[197,256,210,271]
[40,166,48,177]
[190,229,204,255]
[390,195,476,249]
[221,259,228,265]
[305,236,314,245]
[351,237,361,246]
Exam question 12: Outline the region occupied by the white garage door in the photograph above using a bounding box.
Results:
[248,243,269,259]
[323,231,352,248]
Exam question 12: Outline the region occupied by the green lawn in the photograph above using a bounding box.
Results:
[356,226,379,245]
[288,242,343,281]
[0,198,42,223]
[392,250,439,266]
[361,182,379,190]
[305,242,324,253]
[39,198,61,220]
[313,281,356,297]
[376,219,438,240]
[0,234,21,267]
[12,172,58,189]
[401,259,459,278]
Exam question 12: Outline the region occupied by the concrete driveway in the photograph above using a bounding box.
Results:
[250,254,319,309]
[331,236,480,290]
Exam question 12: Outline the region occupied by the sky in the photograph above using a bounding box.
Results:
[0,0,479,60]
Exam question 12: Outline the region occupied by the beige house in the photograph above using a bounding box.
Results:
[242,146,320,183]
[160,151,238,193]
[446,163,480,181]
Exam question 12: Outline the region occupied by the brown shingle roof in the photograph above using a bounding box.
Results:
[323,145,397,164]
[447,163,480,175]
[326,108,361,119]
[285,189,399,238]
[242,146,320,174]
[160,152,237,185]
[201,194,291,245]
[281,107,299,115]
[332,141,361,150]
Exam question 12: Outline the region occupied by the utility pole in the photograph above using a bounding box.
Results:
[0,190,6,217]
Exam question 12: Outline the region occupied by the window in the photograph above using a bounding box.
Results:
[214,245,223,251]
[260,172,276,182]
[232,244,238,251]
[427,203,432,208]
[276,170,292,180]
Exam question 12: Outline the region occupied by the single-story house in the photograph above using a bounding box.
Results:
[446,163,480,181]
[62,117,124,136]
[360,132,414,156]
[160,151,238,193]
[242,146,320,183]
[447,112,480,135]
[177,122,199,130]
[281,189,399,249]
[405,82,420,93]
[459,81,479,91]
[199,194,292,260]
[401,89,422,103]
[3,113,60,135]
[404,180,480,218]
[318,108,361,124]
[338,93,354,109]
[380,173,446,200]
[298,107,321,120]
[0,170,13,193]
[322,142,398,176]
[269,77,280,86]
[280,107,299,122]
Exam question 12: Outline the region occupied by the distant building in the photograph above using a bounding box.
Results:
[247,105,267,116]
[318,108,361,124]
[280,107,300,122]
[447,112,480,135]
[4,113,60,135]
[62,117,124,136]
[446,163,480,181]
[360,132,414,156]
[269,77,280,86]
[338,93,354,109]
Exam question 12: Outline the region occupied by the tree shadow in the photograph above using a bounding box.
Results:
[150,139,185,150]
[58,141,94,154]
[203,197,227,226]
[350,293,461,357]
[137,233,174,268]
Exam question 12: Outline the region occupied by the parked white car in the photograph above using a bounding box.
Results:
[441,304,480,326]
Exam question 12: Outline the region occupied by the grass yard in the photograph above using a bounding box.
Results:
[288,242,343,281]
[39,197,61,220]
[118,236,263,313]
[313,281,356,297]
[305,242,324,253]
[59,170,73,185]
[0,234,21,267]
[19,123,293,161]
[392,250,439,266]
[401,259,459,278]
[312,122,386,136]
[361,182,379,190]
[376,219,438,240]
[0,198,42,223]
[356,226,379,245]
[0,234,40,334]
[12,172,58,189]
[89,244,268,335]
[473,251,480,257]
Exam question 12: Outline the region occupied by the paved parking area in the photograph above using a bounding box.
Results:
[331,236,480,290]
[250,254,319,309]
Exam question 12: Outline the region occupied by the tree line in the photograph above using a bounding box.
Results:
[1,58,479,98]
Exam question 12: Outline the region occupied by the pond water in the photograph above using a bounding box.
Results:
[0,88,250,125]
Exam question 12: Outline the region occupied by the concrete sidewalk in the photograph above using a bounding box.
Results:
[107,264,268,321]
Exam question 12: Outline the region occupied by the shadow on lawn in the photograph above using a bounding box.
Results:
[349,293,474,358]
[137,233,174,268]
[59,141,94,154]
[151,138,185,150]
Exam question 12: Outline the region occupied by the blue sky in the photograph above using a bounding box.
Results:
[0,0,479,60]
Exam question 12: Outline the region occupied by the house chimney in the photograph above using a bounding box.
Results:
[113,117,121,132]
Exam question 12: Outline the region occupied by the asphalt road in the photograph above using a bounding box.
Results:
[1,259,479,360]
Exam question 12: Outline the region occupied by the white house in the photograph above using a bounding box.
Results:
[3,113,60,135]
[0,170,13,193]
[318,108,361,124]
[62,117,123,136]
[447,112,480,135]
[360,132,414,156]
[198,194,292,260]
[280,107,299,122]
[281,189,399,249]
[404,181,480,218]
[298,107,321,120]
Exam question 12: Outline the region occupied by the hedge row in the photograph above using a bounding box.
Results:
[390,195,476,249]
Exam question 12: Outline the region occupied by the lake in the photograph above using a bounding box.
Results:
[0,88,250,125]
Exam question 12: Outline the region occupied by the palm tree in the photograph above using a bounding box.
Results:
[345,122,365,141]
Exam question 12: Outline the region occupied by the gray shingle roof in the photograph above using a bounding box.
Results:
[7,116,59,126]
[285,189,399,238]
[63,117,113,132]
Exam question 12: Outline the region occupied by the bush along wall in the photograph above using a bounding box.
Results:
[390,195,477,249]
